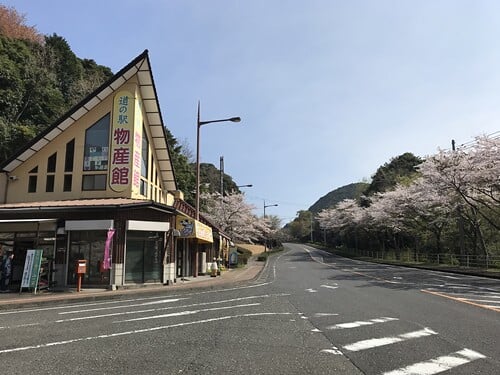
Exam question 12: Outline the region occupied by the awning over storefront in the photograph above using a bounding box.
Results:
[176,216,213,243]
[0,218,57,232]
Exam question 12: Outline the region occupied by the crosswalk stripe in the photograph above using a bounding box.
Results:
[327,317,398,330]
[382,348,486,375]
[343,328,437,352]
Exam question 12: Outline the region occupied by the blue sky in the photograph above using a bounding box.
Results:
[4,1,500,223]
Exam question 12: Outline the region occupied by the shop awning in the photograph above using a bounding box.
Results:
[176,216,213,243]
[0,218,57,232]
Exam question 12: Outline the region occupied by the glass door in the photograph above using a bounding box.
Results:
[125,231,162,283]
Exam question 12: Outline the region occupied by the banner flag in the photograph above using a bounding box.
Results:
[103,229,115,270]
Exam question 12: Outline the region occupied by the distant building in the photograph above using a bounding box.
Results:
[0,50,230,290]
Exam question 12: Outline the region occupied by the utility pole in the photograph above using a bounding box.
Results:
[452,139,465,259]
[220,156,224,196]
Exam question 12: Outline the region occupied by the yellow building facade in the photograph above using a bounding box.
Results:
[0,51,228,290]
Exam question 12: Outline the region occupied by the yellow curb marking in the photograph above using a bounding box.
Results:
[422,289,500,313]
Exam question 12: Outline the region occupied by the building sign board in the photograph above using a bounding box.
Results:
[109,90,135,192]
[21,249,43,291]
[176,216,213,243]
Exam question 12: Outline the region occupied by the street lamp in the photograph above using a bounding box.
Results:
[263,200,278,252]
[263,200,278,218]
[237,184,253,188]
[196,101,241,220]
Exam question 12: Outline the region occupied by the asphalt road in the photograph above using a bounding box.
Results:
[0,243,498,374]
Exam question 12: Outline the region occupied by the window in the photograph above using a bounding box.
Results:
[140,180,147,196]
[150,153,154,180]
[29,166,38,173]
[47,153,57,173]
[65,139,75,172]
[84,113,110,171]
[141,126,148,178]
[82,175,106,190]
[63,175,72,192]
[28,175,37,193]
[46,175,55,192]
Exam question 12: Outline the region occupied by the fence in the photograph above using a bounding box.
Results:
[344,249,500,270]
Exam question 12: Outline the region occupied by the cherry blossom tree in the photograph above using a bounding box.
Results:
[418,135,500,255]
[201,192,271,243]
[317,135,499,257]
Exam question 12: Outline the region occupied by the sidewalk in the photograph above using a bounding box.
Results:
[0,258,266,310]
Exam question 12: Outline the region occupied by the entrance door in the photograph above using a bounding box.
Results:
[125,231,162,283]
[67,230,109,286]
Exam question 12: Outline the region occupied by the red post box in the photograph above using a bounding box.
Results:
[75,260,87,292]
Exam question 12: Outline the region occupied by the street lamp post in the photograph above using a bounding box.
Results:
[196,101,241,220]
[263,200,278,218]
[195,101,240,277]
[263,200,278,252]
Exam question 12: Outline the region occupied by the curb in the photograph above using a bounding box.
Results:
[0,260,266,310]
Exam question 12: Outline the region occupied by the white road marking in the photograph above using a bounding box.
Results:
[0,295,178,315]
[311,328,321,332]
[55,294,289,323]
[443,285,472,289]
[58,298,186,315]
[320,285,339,290]
[305,288,317,293]
[383,348,486,375]
[343,328,438,352]
[460,298,500,304]
[327,317,398,330]
[314,313,339,317]
[440,275,461,279]
[0,323,41,330]
[321,346,343,355]
[0,312,296,354]
[116,303,260,322]
[0,282,275,316]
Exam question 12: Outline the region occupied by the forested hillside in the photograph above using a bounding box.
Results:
[308,182,369,214]
[0,5,114,162]
[0,5,238,207]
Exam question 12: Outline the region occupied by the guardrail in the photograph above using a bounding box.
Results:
[342,249,500,270]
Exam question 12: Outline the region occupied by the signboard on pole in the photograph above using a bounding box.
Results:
[20,249,43,293]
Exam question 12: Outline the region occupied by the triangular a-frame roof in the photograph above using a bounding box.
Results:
[0,50,177,192]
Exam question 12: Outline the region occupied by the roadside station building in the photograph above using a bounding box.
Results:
[0,50,230,290]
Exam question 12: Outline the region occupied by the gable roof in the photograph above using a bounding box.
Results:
[0,50,177,192]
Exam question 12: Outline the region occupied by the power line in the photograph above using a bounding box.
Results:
[450,130,499,151]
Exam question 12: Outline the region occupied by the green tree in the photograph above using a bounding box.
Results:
[45,34,84,106]
[0,30,112,165]
[364,152,423,197]
[286,210,314,241]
